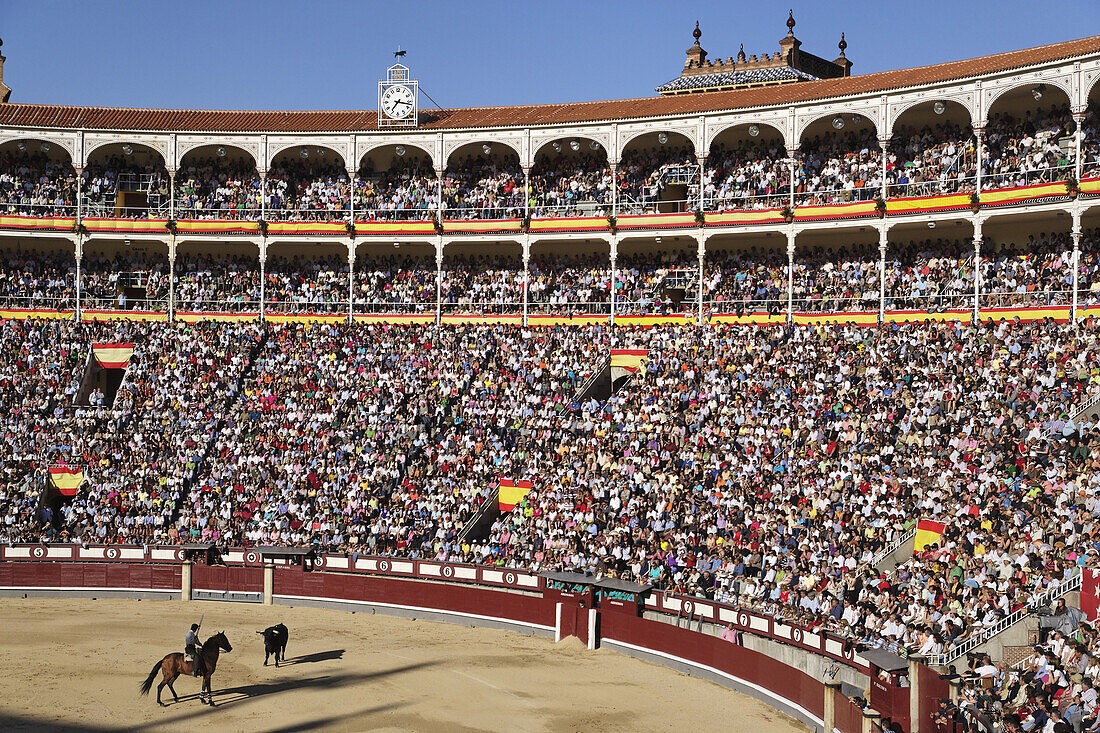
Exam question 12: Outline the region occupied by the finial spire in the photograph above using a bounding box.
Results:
[786,9,796,36]
[737,43,746,62]
[693,20,701,43]
[838,32,847,57]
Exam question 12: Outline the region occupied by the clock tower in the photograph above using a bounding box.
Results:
[378,63,418,128]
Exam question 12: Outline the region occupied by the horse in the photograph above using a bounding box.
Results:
[256,623,289,667]
[139,631,232,707]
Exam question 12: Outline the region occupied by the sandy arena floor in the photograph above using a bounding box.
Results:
[0,597,807,732]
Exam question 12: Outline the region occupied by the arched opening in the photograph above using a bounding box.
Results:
[175,145,261,221]
[528,239,610,316]
[979,211,1074,309]
[443,142,523,220]
[791,228,881,313]
[81,239,169,312]
[617,235,698,315]
[356,144,437,221]
[174,241,260,313]
[0,238,76,311]
[618,131,696,214]
[441,241,522,314]
[705,232,786,316]
[984,84,1074,190]
[266,145,349,222]
[1083,82,1100,179]
[529,138,611,218]
[0,139,77,218]
[884,219,975,314]
[353,241,436,315]
[888,101,976,198]
[264,242,349,315]
[796,113,879,206]
[706,123,788,211]
[83,142,168,219]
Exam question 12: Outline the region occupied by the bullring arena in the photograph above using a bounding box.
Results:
[0,597,803,732]
[5,4,1100,732]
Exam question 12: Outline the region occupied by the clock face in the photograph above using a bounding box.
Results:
[381,85,414,119]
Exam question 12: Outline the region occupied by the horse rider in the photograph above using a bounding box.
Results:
[185,623,205,677]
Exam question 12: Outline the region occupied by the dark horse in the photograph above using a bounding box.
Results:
[256,623,289,667]
[139,631,232,706]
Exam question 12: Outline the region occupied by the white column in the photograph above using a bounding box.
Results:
[181,560,193,602]
[347,240,355,324]
[879,225,888,324]
[1074,110,1086,183]
[972,220,982,323]
[696,232,705,325]
[696,153,706,211]
[879,137,890,200]
[524,167,531,219]
[259,242,267,322]
[75,167,83,223]
[168,171,176,220]
[435,237,443,327]
[609,236,618,325]
[1072,211,1082,323]
[787,148,798,211]
[908,654,926,733]
[610,164,618,218]
[74,235,83,321]
[259,172,267,221]
[522,240,530,327]
[973,125,984,196]
[348,168,356,224]
[263,563,274,605]
[436,169,444,224]
[168,236,176,321]
[786,229,795,322]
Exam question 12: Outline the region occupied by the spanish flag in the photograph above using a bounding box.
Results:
[610,349,649,382]
[498,479,533,512]
[914,519,946,551]
[92,343,135,369]
[49,466,84,496]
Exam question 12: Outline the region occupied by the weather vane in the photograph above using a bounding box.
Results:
[394,45,406,58]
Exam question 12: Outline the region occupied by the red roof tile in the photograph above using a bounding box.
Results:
[1,35,1098,133]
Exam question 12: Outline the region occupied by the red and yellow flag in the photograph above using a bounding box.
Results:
[92,343,134,369]
[914,519,946,551]
[49,467,84,496]
[610,349,648,382]
[498,479,533,512]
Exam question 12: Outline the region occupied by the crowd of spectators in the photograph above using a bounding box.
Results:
[265,159,351,221]
[174,157,262,220]
[529,151,612,217]
[704,138,790,211]
[354,253,436,312]
[81,252,167,311]
[617,145,698,213]
[886,121,977,198]
[174,252,261,312]
[441,155,524,220]
[795,128,883,206]
[0,248,75,310]
[264,254,349,313]
[355,158,438,220]
[0,151,77,217]
[982,104,1078,189]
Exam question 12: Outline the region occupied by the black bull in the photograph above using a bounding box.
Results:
[256,624,289,667]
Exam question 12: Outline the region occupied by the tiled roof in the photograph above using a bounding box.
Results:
[1,35,1098,134]
[655,67,819,93]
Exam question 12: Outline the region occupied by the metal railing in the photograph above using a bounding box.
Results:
[528,301,611,316]
[440,205,524,220]
[616,197,696,216]
[172,202,262,221]
[353,207,436,222]
[981,163,1076,190]
[926,568,1082,667]
[173,299,261,313]
[885,179,975,198]
[439,301,525,315]
[0,295,75,311]
[704,191,789,211]
[978,289,1074,308]
[792,294,880,313]
[353,301,437,315]
[0,203,79,218]
[529,201,611,218]
[80,296,168,312]
[263,207,351,222]
[795,185,880,207]
[871,525,917,568]
[264,300,350,314]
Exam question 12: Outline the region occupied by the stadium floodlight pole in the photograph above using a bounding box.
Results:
[1072,210,1082,324]
[879,225,888,324]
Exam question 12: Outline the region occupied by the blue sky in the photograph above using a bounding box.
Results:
[2,1,1099,110]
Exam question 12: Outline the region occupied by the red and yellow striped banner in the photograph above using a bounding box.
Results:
[442,219,522,234]
[978,305,1070,323]
[265,312,348,324]
[794,200,878,222]
[82,218,167,233]
[48,467,84,496]
[885,309,971,324]
[0,308,74,321]
[614,313,695,327]
[498,479,534,512]
[616,212,697,230]
[354,220,437,235]
[352,314,436,324]
[708,312,786,325]
[979,181,1070,207]
[175,220,260,235]
[1079,177,1100,198]
[266,221,347,236]
[175,311,260,323]
[81,310,167,322]
[914,519,946,551]
[886,193,972,216]
[792,311,878,326]
[92,342,134,368]
[440,314,524,325]
[0,215,77,232]
[528,216,609,233]
[705,209,786,226]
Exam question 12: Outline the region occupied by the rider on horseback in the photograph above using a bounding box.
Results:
[184,623,205,677]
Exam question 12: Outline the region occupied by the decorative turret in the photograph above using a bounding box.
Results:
[659,11,853,95]
[834,33,853,77]
[0,39,11,103]
[684,21,707,68]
